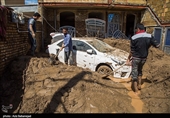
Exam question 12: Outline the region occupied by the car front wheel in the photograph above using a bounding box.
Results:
[97,65,113,76]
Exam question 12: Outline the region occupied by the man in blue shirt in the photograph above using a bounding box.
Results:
[60,28,73,65]
[28,12,41,56]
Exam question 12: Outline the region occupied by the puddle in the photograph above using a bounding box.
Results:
[109,77,144,113]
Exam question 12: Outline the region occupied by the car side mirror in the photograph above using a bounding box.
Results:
[86,49,93,54]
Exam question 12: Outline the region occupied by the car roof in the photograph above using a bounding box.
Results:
[51,37,103,46]
[72,37,99,42]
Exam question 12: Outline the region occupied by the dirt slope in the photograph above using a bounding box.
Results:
[0,38,170,113]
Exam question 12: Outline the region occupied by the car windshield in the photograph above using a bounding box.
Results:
[87,39,115,52]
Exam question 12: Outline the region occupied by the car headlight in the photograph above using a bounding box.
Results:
[118,61,125,65]
[110,58,119,64]
[111,58,125,65]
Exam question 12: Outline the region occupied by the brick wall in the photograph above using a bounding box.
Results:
[0,11,42,77]
[42,8,55,48]
[75,10,89,37]
[141,10,158,26]
[147,0,170,23]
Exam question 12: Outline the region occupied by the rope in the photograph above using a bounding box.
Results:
[41,14,58,32]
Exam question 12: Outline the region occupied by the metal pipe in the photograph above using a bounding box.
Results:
[16,22,28,32]
[16,22,43,51]
[16,22,42,33]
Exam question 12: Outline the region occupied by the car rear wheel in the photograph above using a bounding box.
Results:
[97,65,113,76]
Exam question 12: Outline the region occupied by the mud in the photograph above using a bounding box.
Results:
[0,38,170,113]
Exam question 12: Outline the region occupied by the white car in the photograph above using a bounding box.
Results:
[48,33,132,79]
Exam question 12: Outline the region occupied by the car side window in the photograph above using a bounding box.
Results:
[73,40,92,52]
[57,41,63,47]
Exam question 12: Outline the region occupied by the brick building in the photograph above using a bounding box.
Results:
[38,0,170,54]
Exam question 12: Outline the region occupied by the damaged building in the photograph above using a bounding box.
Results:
[0,0,170,76]
[1,0,170,54]
[38,0,170,54]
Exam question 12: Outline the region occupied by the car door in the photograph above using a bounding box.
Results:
[72,40,96,71]
[56,40,65,63]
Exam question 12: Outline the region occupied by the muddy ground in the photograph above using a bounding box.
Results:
[0,38,170,113]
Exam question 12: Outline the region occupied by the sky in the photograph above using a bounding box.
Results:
[25,0,38,5]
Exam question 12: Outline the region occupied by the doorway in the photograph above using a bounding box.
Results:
[60,12,75,27]
[107,13,121,37]
[88,12,103,20]
[126,14,135,39]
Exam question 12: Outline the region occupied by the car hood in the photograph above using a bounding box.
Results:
[104,48,129,64]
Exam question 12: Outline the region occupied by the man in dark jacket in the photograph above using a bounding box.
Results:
[28,12,41,56]
[127,23,160,95]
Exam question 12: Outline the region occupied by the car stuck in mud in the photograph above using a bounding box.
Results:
[47,33,132,79]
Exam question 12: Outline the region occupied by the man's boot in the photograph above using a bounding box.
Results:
[138,76,142,90]
[132,80,138,94]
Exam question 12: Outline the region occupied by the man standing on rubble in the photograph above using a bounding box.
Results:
[60,28,73,65]
[126,23,160,95]
[28,12,41,56]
